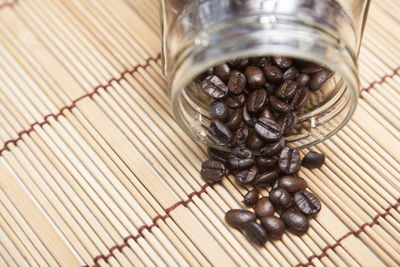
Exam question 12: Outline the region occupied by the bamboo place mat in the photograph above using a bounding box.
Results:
[0,0,399,266]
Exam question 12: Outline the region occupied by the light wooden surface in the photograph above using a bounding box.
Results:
[0,0,399,266]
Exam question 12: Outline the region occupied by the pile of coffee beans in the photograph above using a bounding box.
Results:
[199,56,328,246]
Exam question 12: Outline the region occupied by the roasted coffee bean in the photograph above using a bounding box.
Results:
[269,95,291,114]
[228,70,246,94]
[200,160,226,183]
[291,87,309,110]
[207,147,229,163]
[242,105,257,127]
[264,81,277,95]
[300,64,323,74]
[254,169,280,185]
[255,197,275,217]
[301,151,325,169]
[234,165,259,184]
[231,126,249,146]
[209,101,230,122]
[296,73,310,87]
[243,189,260,206]
[294,190,321,215]
[226,109,242,131]
[256,156,278,170]
[207,120,232,146]
[281,210,309,235]
[263,64,283,83]
[254,118,282,142]
[277,176,307,192]
[225,93,246,109]
[201,75,228,99]
[260,215,285,239]
[283,66,298,81]
[310,69,329,91]
[229,147,255,169]
[259,107,275,120]
[276,80,298,101]
[280,112,297,136]
[244,66,265,87]
[244,221,268,246]
[247,130,265,151]
[260,137,285,157]
[225,209,256,229]
[269,188,292,209]
[214,63,231,82]
[247,89,267,113]
[229,58,249,69]
[279,147,301,174]
[250,57,269,68]
[273,56,293,69]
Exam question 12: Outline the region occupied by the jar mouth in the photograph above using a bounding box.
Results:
[170,16,359,150]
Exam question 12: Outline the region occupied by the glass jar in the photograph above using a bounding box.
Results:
[160,0,370,149]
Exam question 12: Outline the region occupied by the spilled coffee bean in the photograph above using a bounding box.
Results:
[294,190,321,215]
[260,215,285,240]
[244,221,268,246]
[281,210,309,235]
[200,160,226,183]
[243,189,260,206]
[225,209,256,229]
[301,151,325,169]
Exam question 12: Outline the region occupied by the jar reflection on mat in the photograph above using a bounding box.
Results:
[160,0,371,149]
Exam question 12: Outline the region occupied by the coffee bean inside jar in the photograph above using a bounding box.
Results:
[198,56,329,246]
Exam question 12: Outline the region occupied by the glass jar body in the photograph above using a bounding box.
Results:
[161,0,370,149]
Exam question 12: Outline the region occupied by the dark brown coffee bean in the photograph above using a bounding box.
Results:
[269,95,291,114]
[229,147,255,169]
[254,169,279,185]
[231,126,249,146]
[247,89,267,113]
[276,80,298,101]
[264,81,277,95]
[255,197,275,217]
[260,137,285,157]
[225,93,246,109]
[214,63,231,82]
[301,151,325,169]
[269,188,292,209]
[225,109,242,131]
[280,112,297,136]
[228,58,249,69]
[291,87,309,110]
[228,70,246,94]
[283,66,298,81]
[207,120,232,146]
[242,105,257,127]
[243,189,259,206]
[244,221,268,246]
[200,160,226,183]
[300,64,323,74]
[225,209,256,229]
[254,118,282,142]
[296,73,310,87]
[209,101,229,122]
[260,215,285,239]
[281,210,309,235]
[256,156,278,170]
[263,64,283,83]
[310,70,329,91]
[201,75,228,99]
[273,56,293,69]
[207,147,229,163]
[234,165,259,184]
[277,176,307,192]
[259,107,275,120]
[244,66,265,87]
[294,190,321,215]
[247,130,265,151]
[279,147,301,174]
[250,57,269,68]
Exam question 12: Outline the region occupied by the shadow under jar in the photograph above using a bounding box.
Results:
[161,0,370,150]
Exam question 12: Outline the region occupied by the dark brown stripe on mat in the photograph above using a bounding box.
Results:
[90,183,212,267]
[359,66,400,97]
[0,54,160,155]
[295,197,400,267]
